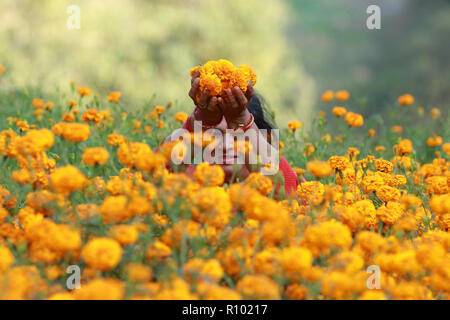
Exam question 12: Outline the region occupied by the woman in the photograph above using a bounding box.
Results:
[162,69,300,196]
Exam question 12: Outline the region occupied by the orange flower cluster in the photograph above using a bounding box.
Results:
[190,59,257,97]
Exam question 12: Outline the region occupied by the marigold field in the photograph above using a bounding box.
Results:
[0,66,449,300]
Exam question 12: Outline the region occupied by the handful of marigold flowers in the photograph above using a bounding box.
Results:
[190,59,257,98]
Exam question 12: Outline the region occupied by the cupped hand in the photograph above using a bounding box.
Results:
[188,68,223,125]
[218,82,254,129]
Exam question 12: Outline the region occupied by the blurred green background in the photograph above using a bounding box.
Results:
[1,0,449,126]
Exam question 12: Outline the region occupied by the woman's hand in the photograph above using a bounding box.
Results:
[218,82,254,129]
[188,69,223,125]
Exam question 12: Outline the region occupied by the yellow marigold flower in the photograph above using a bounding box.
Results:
[426,135,442,147]
[81,237,122,271]
[280,246,312,281]
[288,120,302,131]
[108,225,139,246]
[335,90,350,102]
[68,99,77,108]
[174,112,189,123]
[393,174,407,187]
[374,158,393,173]
[358,290,387,300]
[321,90,334,102]
[0,64,4,75]
[430,108,440,119]
[192,60,257,98]
[74,278,125,300]
[107,133,126,146]
[153,105,166,115]
[15,120,29,132]
[345,112,364,127]
[146,240,172,261]
[376,201,405,225]
[117,142,152,167]
[425,175,448,195]
[245,172,273,195]
[328,155,351,171]
[373,182,400,202]
[0,245,14,273]
[392,125,403,134]
[135,151,167,173]
[126,263,152,282]
[107,91,121,103]
[356,231,386,253]
[62,112,76,122]
[50,165,87,194]
[441,142,450,155]
[303,219,352,257]
[77,86,91,97]
[332,106,347,117]
[297,181,325,205]
[31,98,44,109]
[395,138,413,155]
[197,282,242,300]
[82,147,109,165]
[389,281,433,300]
[183,258,224,283]
[81,109,102,125]
[321,271,366,299]
[429,194,450,216]
[193,162,225,187]
[307,161,333,178]
[100,195,132,224]
[52,122,90,142]
[398,93,414,105]
[191,187,232,229]
[236,275,280,299]
[329,250,364,274]
[285,284,308,300]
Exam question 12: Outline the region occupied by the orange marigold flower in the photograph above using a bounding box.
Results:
[107,133,126,146]
[332,106,347,117]
[288,120,302,131]
[192,60,257,97]
[307,161,333,178]
[82,147,109,165]
[368,129,376,137]
[427,135,442,147]
[321,90,334,102]
[430,108,440,119]
[375,159,393,173]
[335,90,350,102]
[81,237,122,271]
[328,156,351,171]
[107,91,121,103]
[50,165,87,194]
[193,162,225,187]
[442,143,450,155]
[395,138,413,155]
[77,86,91,97]
[345,112,364,127]
[398,94,414,105]
[392,125,403,134]
[32,98,45,109]
[174,112,189,123]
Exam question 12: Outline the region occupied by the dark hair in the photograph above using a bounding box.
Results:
[247,93,276,134]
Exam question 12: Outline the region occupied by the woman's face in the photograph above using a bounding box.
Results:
[209,116,250,183]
